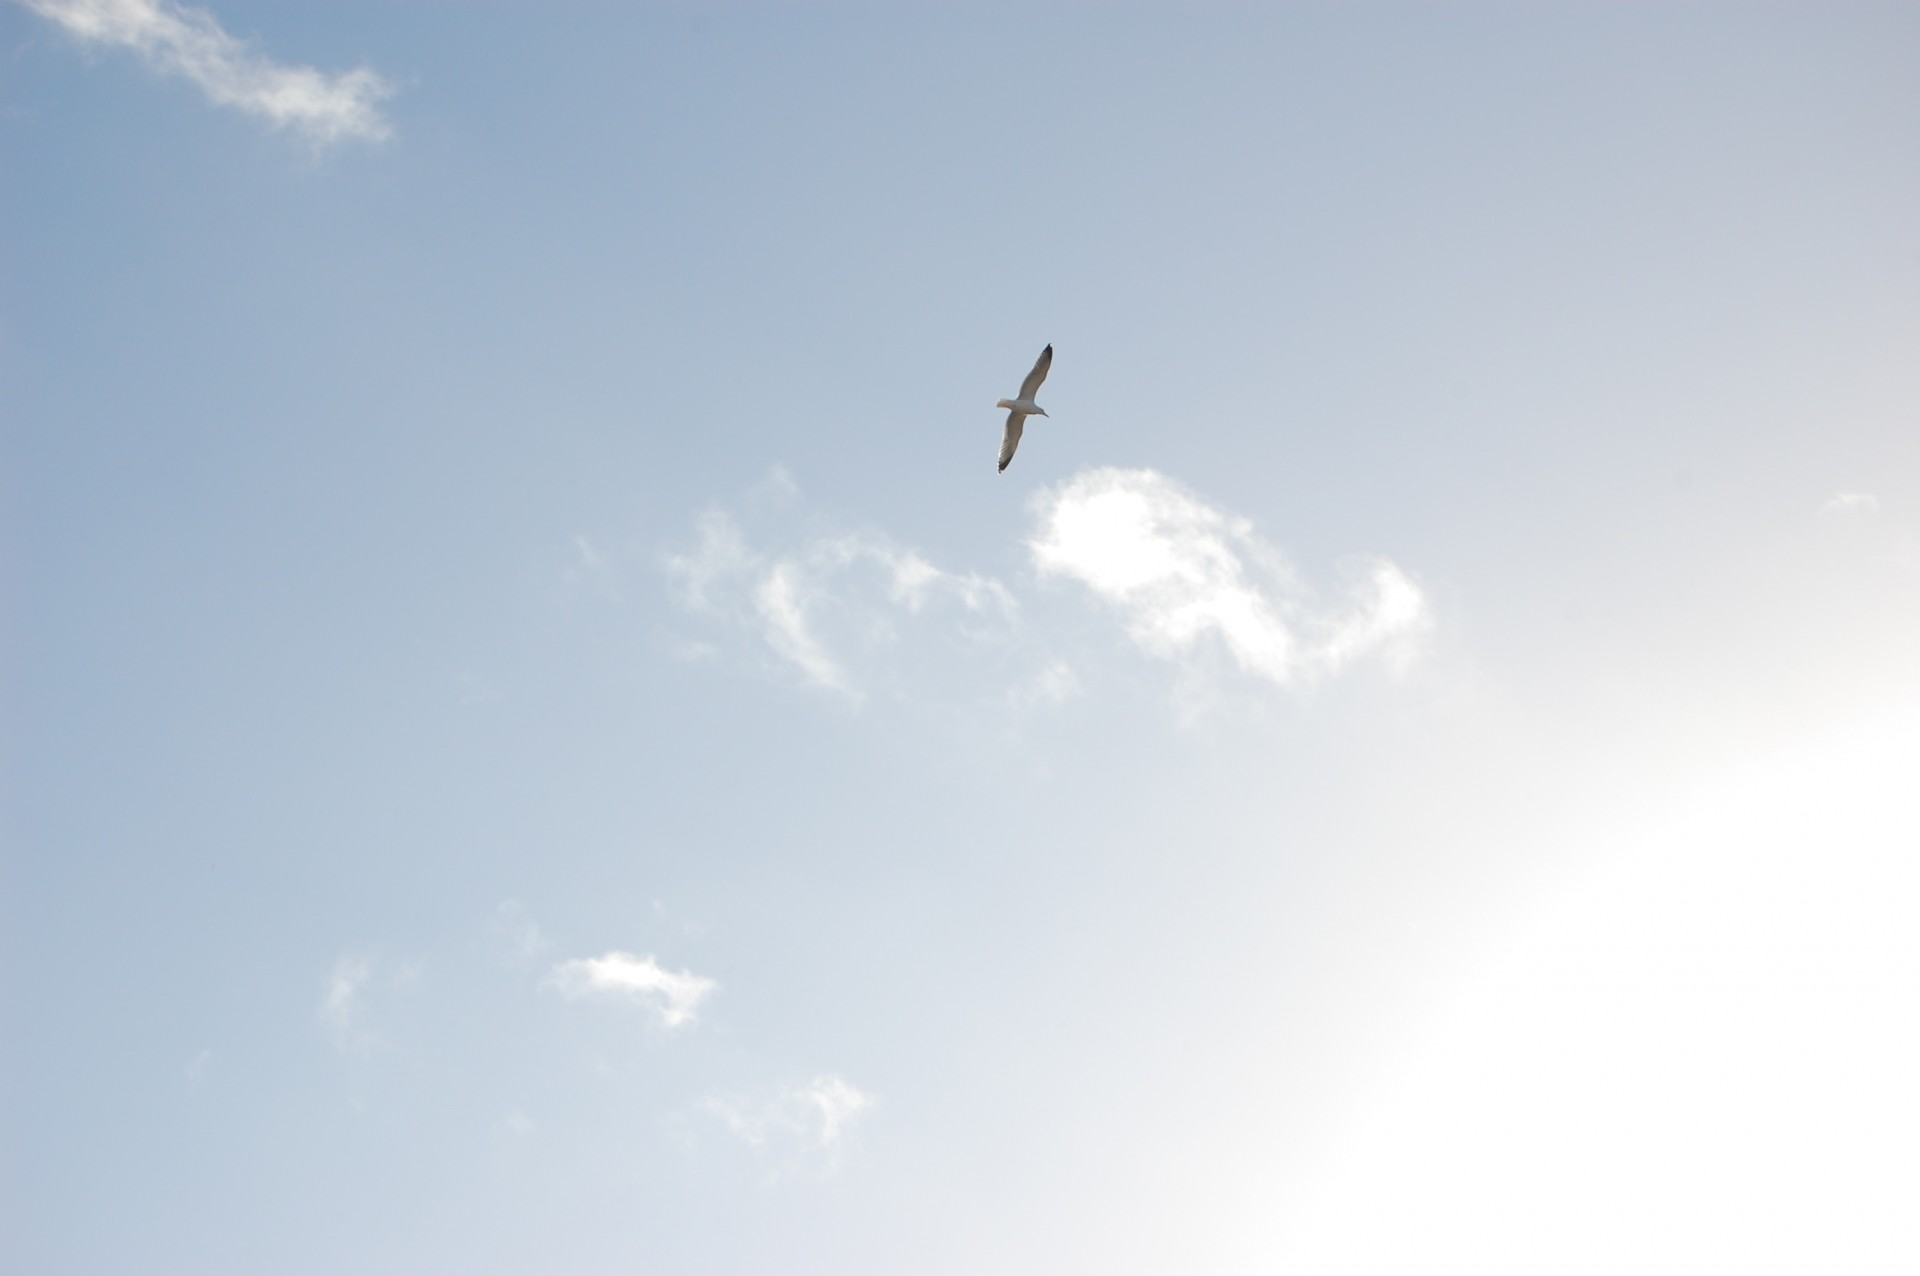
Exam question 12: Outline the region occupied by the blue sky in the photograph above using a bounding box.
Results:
[4,3,1918,1272]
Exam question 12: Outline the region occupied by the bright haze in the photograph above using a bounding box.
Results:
[4,3,1917,1273]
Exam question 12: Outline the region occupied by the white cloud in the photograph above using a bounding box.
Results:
[662,510,759,616]
[662,482,1017,700]
[561,534,621,600]
[544,951,716,1030]
[655,467,1429,712]
[754,560,849,693]
[705,1074,873,1171]
[492,899,550,961]
[1028,468,1428,689]
[1011,659,1082,709]
[318,953,374,1052]
[1316,558,1430,675]
[21,0,394,144]
[1825,491,1881,517]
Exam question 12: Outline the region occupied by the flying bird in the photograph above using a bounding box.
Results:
[996,344,1052,473]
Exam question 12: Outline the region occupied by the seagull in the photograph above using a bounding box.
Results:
[996,344,1052,473]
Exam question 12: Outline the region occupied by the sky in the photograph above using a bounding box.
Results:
[3,2,1918,1272]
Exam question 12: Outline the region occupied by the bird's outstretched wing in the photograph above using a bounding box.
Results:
[998,410,1025,473]
[1017,344,1053,401]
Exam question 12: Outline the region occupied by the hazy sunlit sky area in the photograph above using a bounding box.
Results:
[4,2,1918,1272]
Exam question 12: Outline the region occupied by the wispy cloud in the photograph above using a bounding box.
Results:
[1028,467,1429,689]
[492,899,551,961]
[318,954,374,1053]
[561,534,622,601]
[705,1074,873,1172]
[754,558,849,693]
[544,951,716,1030]
[1011,659,1082,709]
[662,478,1018,701]
[498,1110,538,1139]
[1825,491,1881,517]
[654,467,1428,712]
[20,0,394,144]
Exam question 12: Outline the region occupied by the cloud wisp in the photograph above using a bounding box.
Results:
[662,484,1018,702]
[656,466,1426,712]
[705,1074,873,1173]
[544,951,716,1030]
[1825,491,1881,517]
[317,954,374,1054]
[1028,467,1429,690]
[20,0,395,144]
[492,899,551,962]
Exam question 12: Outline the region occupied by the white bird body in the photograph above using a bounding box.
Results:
[996,345,1053,473]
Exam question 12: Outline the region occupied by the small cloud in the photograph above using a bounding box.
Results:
[572,535,609,573]
[663,510,759,617]
[669,638,721,663]
[21,0,395,145]
[1317,559,1431,676]
[1825,492,1881,517]
[492,900,550,961]
[758,464,800,501]
[705,1074,873,1173]
[754,559,851,694]
[661,474,1017,700]
[318,954,375,1053]
[649,897,707,938]
[1028,467,1429,691]
[562,534,622,599]
[1012,659,1082,709]
[185,1047,212,1083]
[499,1110,538,1138]
[544,950,716,1030]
